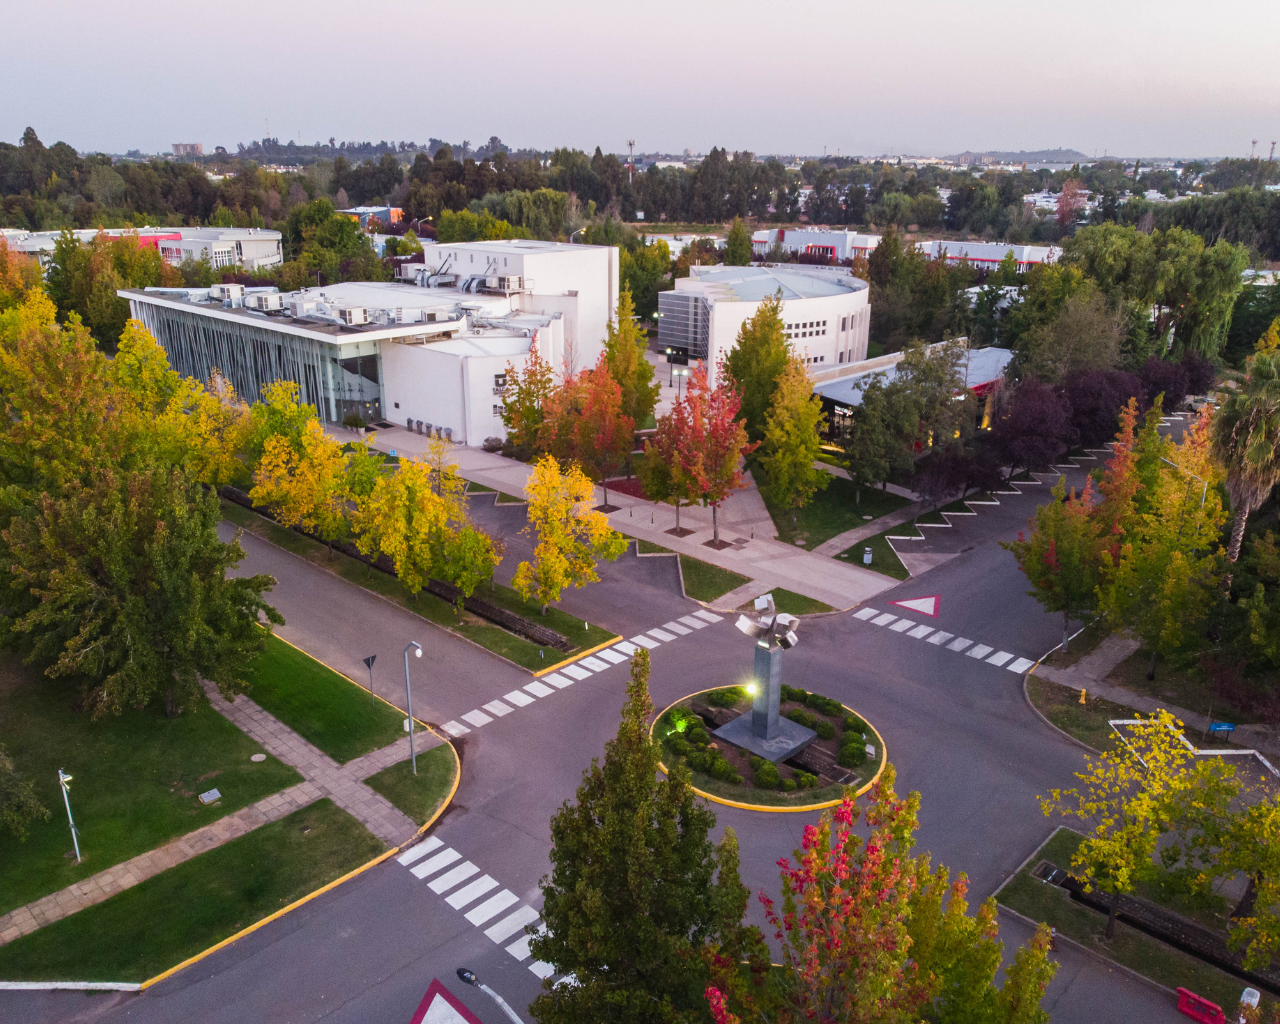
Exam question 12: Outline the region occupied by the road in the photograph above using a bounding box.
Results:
[2,471,1188,1024]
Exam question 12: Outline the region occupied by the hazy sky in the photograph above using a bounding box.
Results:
[5,0,1278,159]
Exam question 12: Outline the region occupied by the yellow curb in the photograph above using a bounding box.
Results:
[138,636,463,992]
[534,635,624,677]
[649,687,887,813]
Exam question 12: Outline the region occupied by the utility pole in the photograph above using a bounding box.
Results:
[627,139,635,184]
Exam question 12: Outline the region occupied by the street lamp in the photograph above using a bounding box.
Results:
[404,642,422,775]
[569,226,586,243]
[674,366,689,398]
[58,769,81,864]
[456,968,526,1024]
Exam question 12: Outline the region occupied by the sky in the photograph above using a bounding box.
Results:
[5,0,1279,160]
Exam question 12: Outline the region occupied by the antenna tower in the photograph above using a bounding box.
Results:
[627,139,635,183]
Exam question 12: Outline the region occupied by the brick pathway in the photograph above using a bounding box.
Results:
[0,688,432,948]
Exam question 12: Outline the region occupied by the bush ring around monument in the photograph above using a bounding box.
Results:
[650,687,887,813]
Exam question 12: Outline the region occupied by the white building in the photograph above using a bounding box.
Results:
[156,228,283,270]
[751,228,882,261]
[657,264,870,383]
[915,240,1060,271]
[119,240,618,446]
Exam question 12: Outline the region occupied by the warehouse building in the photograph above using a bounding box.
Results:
[751,228,881,262]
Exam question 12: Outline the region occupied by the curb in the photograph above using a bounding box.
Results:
[649,688,887,813]
[534,635,625,677]
[1019,623,1104,756]
[0,981,140,992]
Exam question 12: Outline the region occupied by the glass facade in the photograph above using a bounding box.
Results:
[657,291,711,361]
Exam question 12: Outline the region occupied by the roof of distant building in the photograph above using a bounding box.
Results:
[814,346,1012,407]
[685,265,867,302]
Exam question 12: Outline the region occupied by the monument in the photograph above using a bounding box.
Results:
[712,594,818,762]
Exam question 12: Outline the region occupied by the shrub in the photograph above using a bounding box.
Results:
[785,707,818,729]
[706,686,746,708]
[781,685,808,703]
[342,412,367,429]
[709,757,742,784]
[687,726,710,747]
[753,759,782,789]
[793,770,819,789]
[837,743,867,769]
[843,715,866,735]
[805,693,844,717]
[816,720,836,740]
[481,436,504,453]
[668,736,691,757]
[687,750,712,773]
[781,778,797,792]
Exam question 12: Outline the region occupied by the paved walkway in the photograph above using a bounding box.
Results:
[0,687,428,948]
[812,499,927,556]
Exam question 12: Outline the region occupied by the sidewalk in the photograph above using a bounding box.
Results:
[0,686,429,948]
[812,500,927,556]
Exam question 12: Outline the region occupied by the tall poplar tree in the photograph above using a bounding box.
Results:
[724,293,789,445]
[604,285,661,429]
[758,356,828,529]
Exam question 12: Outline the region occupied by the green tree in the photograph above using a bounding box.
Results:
[604,286,661,429]
[1018,288,1123,384]
[724,216,752,266]
[500,341,556,461]
[723,292,789,445]
[1211,351,1280,562]
[839,377,895,503]
[0,745,49,841]
[1220,795,1280,970]
[530,648,750,1024]
[758,356,829,529]
[619,237,672,320]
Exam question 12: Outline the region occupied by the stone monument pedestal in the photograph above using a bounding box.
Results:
[713,712,817,763]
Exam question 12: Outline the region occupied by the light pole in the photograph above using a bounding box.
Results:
[456,968,526,1024]
[363,654,376,708]
[58,769,81,864]
[569,226,586,244]
[404,642,422,775]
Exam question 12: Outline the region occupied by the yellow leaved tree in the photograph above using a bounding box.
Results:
[513,455,626,614]
[251,418,352,555]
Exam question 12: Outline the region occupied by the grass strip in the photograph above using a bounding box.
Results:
[494,492,526,504]
[759,473,909,550]
[222,499,611,670]
[1044,619,1110,669]
[365,745,456,825]
[0,800,383,983]
[1025,674,1128,751]
[837,531,910,580]
[465,482,495,493]
[763,589,835,616]
[1000,828,1263,1012]
[678,554,751,602]
[242,633,405,764]
[0,653,300,916]
[637,539,673,555]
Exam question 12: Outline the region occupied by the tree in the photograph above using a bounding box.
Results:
[1019,288,1123,384]
[603,285,660,429]
[500,341,556,461]
[1,467,281,717]
[1220,795,1280,970]
[1254,317,1280,355]
[250,419,351,556]
[758,357,829,528]
[619,237,673,321]
[839,377,894,504]
[1004,477,1104,651]
[530,648,749,1024]
[724,216,752,265]
[990,381,1078,478]
[243,379,319,470]
[1061,368,1144,447]
[542,356,635,509]
[706,766,1057,1024]
[1057,179,1085,231]
[1211,351,1280,562]
[513,456,626,613]
[0,745,49,841]
[723,293,789,445]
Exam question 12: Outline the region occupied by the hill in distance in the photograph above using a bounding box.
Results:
[947,148,1092,164]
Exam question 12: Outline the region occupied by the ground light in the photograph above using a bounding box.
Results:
[404,641,422,775]
[456,967,526,1024]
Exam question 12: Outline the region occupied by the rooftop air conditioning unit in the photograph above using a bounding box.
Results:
[246,292,283,311]
[289,299,318,317]
[208,283,245,301]
[338,306,368,326]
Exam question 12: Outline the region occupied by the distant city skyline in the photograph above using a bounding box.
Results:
[5,0,1277,161]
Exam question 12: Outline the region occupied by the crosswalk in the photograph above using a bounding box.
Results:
[396,836,558,979]
[438,609,725,738]
[851,606,1036,674]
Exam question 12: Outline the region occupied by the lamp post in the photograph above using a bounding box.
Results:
[456,968,526,1024]
[404,642,422,775]
[58,769,81,864]
[570,226,586,244]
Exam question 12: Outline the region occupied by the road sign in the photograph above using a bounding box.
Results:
[1208,722,1235,733]
[889,595,939,618]
[408,979,485,1024]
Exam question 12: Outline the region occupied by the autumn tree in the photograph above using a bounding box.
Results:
[1056,179,1085,231]
[500,340,556,460]
[251,419,352,555]
[1003,477,1104,652]
[1220,795,1280,970]
[243,379,320,470]
[530,648,750,1024]
[513,455,626,613]
[758,356,828,530]
[604,285,660,429]
[542,356,635,509]
[724,292,789,444]
[990,380,1077,478]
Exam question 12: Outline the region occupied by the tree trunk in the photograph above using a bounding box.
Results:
[1105,893,1120,939]
[1228,507,1251,563]
[1063,612,1070,654]
[856,483,862,505]
[541,603,548,615]
[675,502,681,532]
[713,504,720,544]
[327,538,334,560]
[1147,648,1158,681]
[602,480,610,507]
[163,686,180,718]
[1233,874,1260,920]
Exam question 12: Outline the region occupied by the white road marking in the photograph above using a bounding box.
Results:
[529,961,556,979]
[524,681,554,697]
[629,634,660,648]
[1007,657,1036,674]
[889,619,914,633]
[410,848,461,879]
[441,720,470,737]
[662,621,692,635]
[693,610,723,623]
[485,905,541,943]
[648,628,676,642]
[986,651,1014,667]
[505,934,535,961]
[926,631,954,645]
[397,836,443,866]
[428,861,480,893]
[465,890,520,925]
[907,624,934,639]
[614,641,639,655]
[542,673,573,689]
[579,656,610,671]
[561,664,593,680]
[853,607,879,620]
[678,615,707,629]
[503,690,535,707]
[598,649,628,664]
[967,644,994,659]
[872,613,898,626]
[482,700,513,717]
[461,709,494,727]
[946,637,974,652]
[445,875,499,909]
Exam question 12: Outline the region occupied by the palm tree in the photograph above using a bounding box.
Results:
[1211,352,1280,563]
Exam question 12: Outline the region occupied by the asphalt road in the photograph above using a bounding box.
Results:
[2,477,1189,1024]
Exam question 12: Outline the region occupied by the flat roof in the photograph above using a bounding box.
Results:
[814,347,1012,407]
[685,265,867,301]
[422,336,532,357]
[435,239,604,256]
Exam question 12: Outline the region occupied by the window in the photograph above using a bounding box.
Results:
[820,355,825,362]
[493,404,503,417]
[394,402,400,409]
[841,317,848,331]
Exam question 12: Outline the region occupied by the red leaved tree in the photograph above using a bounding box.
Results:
[541,354,635,510]
[1057,178,1085,231]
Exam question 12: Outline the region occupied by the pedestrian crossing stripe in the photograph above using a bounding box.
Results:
[561,664,593,680]
[529,961,556,979]
[428,861,479,893]
[966,644,994,659]
[1007,657,1036,674]
[947,637,973,652]
[579,656,610,671]
[411,848,461,879]
[397,836,443,866]
[853,607,878,620]
[907,624,933,639]
[485,904,541,943]
[871,612,897,626]
[853,610,1033,670]
[465,889,519,925]
[648,628,677,642]
[693,609,723,623]
[524,680,554,697]
[503,690,535,707]
[614,641,640,655]
[445,875,499,909]
[441,720,469,737]
[629,634,660,648]
[543,673,574,689]
[926,631,954,645]
[461,708,494,727]
[598,649,628,664]
[678,615,708,629]
[889,619,913,632]
[662,621,692,635]
[482,700,513,717]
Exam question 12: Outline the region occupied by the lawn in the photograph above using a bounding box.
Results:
[1024,674,1129,752]
[637,539,672,554]
[365,744,456,825]
[0,652,301,916]
[679,554,751,602]
[999,828,1265,1013]
[1107,648,1265,726]
[762,589,834,616]
[760,474,909,550]
[0,800,384,982]
[475,580,617,651]
[1043,619,1110,669]
[222,500,614,671]
[242,633,405,764]
[837,530,910,580]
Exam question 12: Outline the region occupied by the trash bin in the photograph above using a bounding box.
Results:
[863,547,873,565]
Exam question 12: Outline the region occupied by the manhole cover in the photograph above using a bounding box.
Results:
[250,753,266,762]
